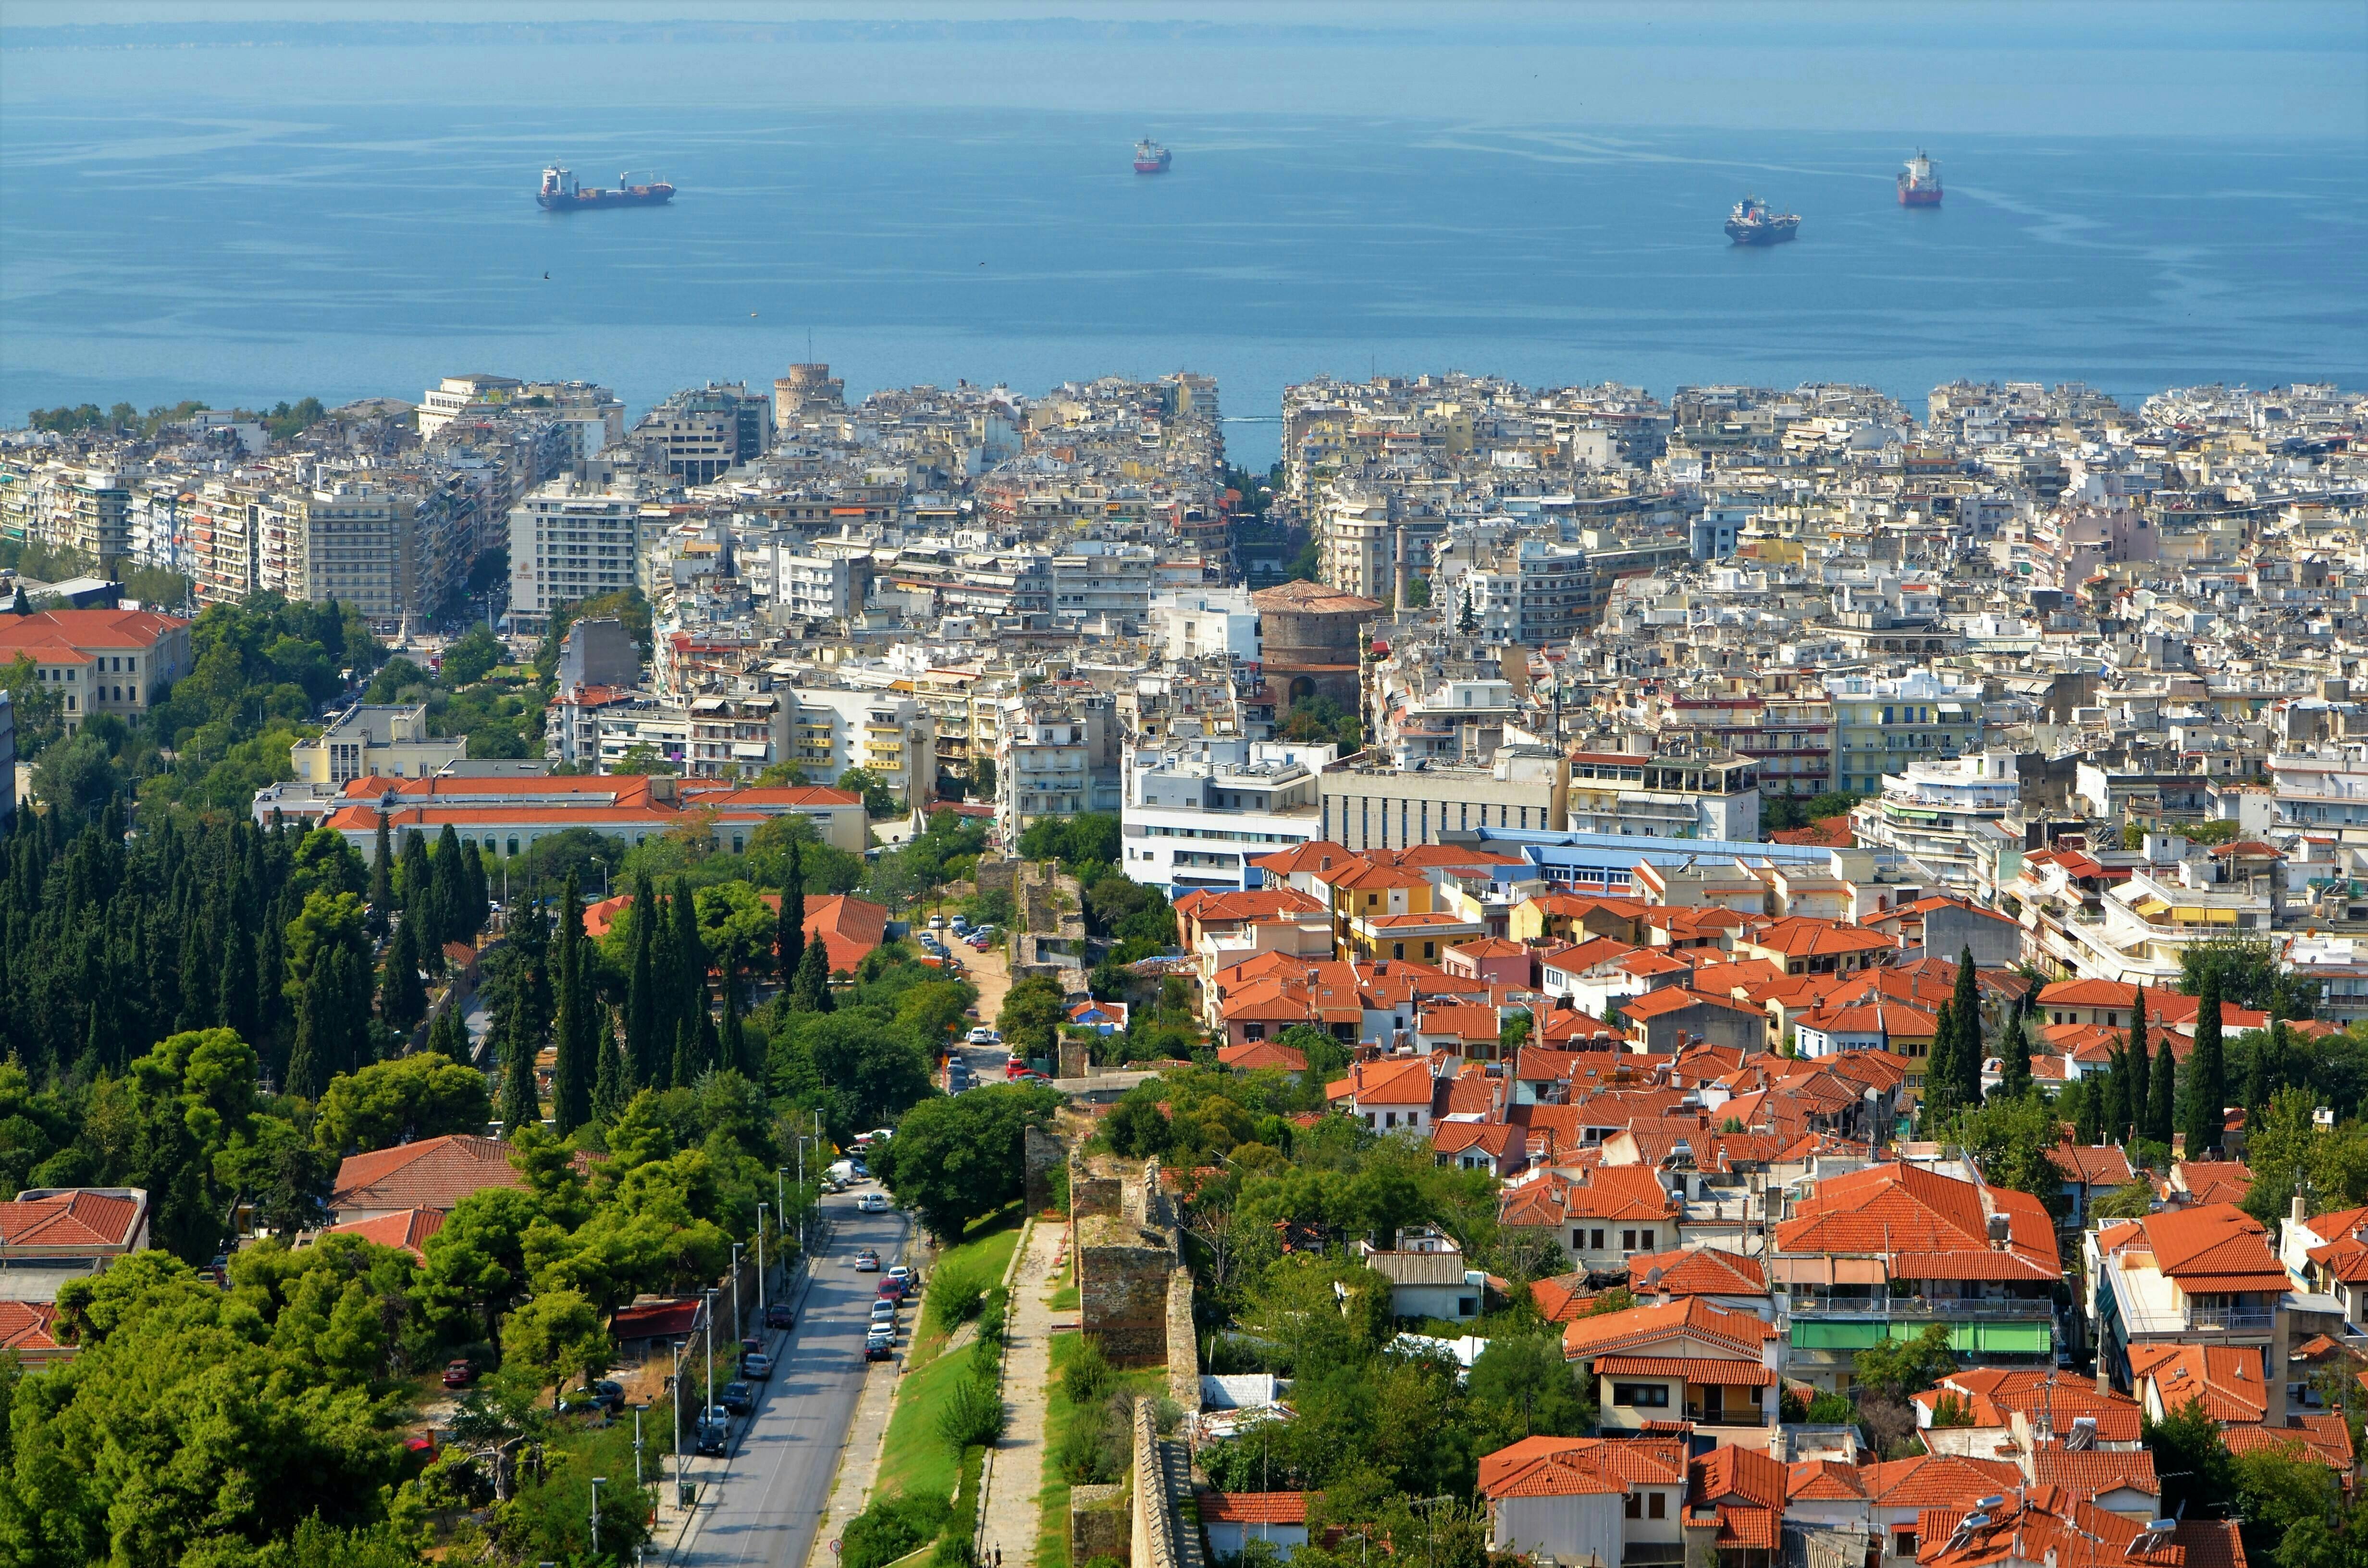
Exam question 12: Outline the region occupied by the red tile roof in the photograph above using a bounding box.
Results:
[0,1189,144,1252]
[1561,1297,1773,1362]
[1196,1492,1310,1525]
[330,1134,526,1214]
[1597,1355,1776,1386]
[324,1206,447,1260]
[1628,1247,1768,1298]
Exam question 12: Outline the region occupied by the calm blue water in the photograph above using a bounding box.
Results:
[3,86,2362,467]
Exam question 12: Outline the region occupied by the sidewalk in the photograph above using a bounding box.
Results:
[648,1260,811,1558]
[975,1217,1069,1568]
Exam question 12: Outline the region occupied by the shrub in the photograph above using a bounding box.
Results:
[974,1286,1008,1346]
[1064,1335,1114,1408]
[928,1268,989,1335]
[839,1492,951,1568]
[1058,1392,1135,1486]
[937,1377,1009,1451]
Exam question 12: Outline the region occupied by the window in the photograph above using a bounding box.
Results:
[1622,1229,1636,1250]
[1612,1383,1670,1408]
[1895,1535,1918,1559]
[1649,1493,1667,1520]
[1591,1228,1605,1250]
[1457,1296,1478,1317]
[1626,1494,1642,1520]
[1640,1228,1654,1250]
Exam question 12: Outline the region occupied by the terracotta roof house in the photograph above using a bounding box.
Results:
[1628,1246,1772,1314]
[1216,1039,1311,1075]
[1327,1054,1440,1135]
[1479,1434,1690,1566]
[1733,917,1894,978]
[328,1134,527,1223]
[1197,1492,1311,1560]
[322,1206,448,1262]
[2095,1204,2288,1396]
[0,1302,72,1368]
[1689,1444,1789,1560]
[0,1187,151,1304]
[1566,1298,1776,1447]
[1772,1163,2061,1391]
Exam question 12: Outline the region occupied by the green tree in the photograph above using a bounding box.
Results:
[440,625,503,686]
[2187,967,2227,1158]
[377,917,426,1033]
[1924,999,1961,1124]
[2147,1023,2179,1145]
[999,973,1070,1056]
[792,933,835,1013]
[2129,994,2153,1143]
[2144,1394,2236,1520]
[549,870,594,1136]
[311,1052,493,1155]
[1852,1323,1958,1400]
[1467,1334,1590,1443]
[874,1084,1061,1241]
[499,1286,609,1408]
[2182,937,2321,1018]
[1951,1090,2072,1221]
[836,766,900,818]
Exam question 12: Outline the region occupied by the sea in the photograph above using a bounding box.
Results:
[3,13,2363,471]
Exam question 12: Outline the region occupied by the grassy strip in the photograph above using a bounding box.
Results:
[875,1208,1023,1505]
[910,1205,1024,1366]
[1034,1333,1168,1568]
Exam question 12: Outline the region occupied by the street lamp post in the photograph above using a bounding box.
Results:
[704,1288,717,1442]
[634,1405,643,1487]
[756,1202,770,1319]
[591,1475,606,1555]
[730,1244,744,1348]
[670,1338,688,1508]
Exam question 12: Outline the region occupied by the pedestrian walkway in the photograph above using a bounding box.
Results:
[976,1218,1068,1568]
[801,1227,941,1568]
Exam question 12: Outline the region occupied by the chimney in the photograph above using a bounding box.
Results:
[2096,1352,2112,1399]
[2294,1188,2309,1226]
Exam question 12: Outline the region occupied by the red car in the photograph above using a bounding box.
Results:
[878,1276,908,1301]
[442,1360,478,1389]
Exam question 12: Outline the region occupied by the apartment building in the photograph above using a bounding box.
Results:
[1121,736,1331,895]
[1825,671,1985,796]
[507,477,646,634]
[1459,539,1598,644]
[1564,744,1762,841]
[787,686,937,805]
[997,686,1123,840]
[1850,751,2021,892]
[290,477,467,628]
[633,382,774,486]
[1048,542,1156,628]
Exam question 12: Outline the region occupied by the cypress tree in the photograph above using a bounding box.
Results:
[427,996,468,1062]
[627,872,658,1086]
[497,1009,541,1134]
[2128,996,2152,1143]
[673,878,704,1018]
[1925,998,1958,1124]
[2108,1047,2132,1143]
[721,951,748,1078]
[1999,1008,2034,1100]
[2187,968,2225,1157]
[462,839,489,941]
[549,870,593,1135]
[2076,1075,2104,1144]
[777,841,805,994]
[794,935,834,1016]
[1951,948,1984,1105]
[433,824,470,955]
[366,811,393,942]
[2147,1030,2178,1145]
[592,1002,629,1126]
[289,960,330,1099]
[671,1012,699,1090]
[381,919,426,1033]
[647,884,679,1088]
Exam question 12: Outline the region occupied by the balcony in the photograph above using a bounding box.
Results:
[1786,1294,2054,1321]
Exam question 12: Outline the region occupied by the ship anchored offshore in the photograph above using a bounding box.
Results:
[1898,149,1942,206]
[1724,195,1799,245]
[537,166,675,211]
[1134,139,1172,174]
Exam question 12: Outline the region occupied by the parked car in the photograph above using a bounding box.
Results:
[887,1263,913,1282]
[718,1381,754,1416]
[927,915,947,930]
[442,1359,479,1389]
[765,1302,796,1330]
[869,1299,898,1326]
[877,1275,908,1301]
[741,1350,774,1380]
[555,1394,611,1421]
[965,1027,996,1044]
[865,1332,895,1361]
[858,1191,889,1213]
[567,1379,625,1413]
[854,1250,881,1271]
[694,1416,730,1455]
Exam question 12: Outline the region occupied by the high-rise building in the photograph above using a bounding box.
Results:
[506,477,647,634]
[633,383,775,485]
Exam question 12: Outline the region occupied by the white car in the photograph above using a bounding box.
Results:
[858,1192,890,1213]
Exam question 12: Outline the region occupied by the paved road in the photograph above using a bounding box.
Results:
[678,1190,913,1568]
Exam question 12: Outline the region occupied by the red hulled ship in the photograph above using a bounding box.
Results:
[1897,150,1942,207]
[1134,139,1171,174]
[538,166,674,211]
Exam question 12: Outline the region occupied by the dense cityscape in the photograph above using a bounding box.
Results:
[1,361,2366,1568]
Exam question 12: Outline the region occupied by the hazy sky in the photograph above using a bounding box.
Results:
[4,1,2363,135]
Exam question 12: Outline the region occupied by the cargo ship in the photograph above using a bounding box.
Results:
[1897,150,1942,207]
[538,166,674,211]
[1134,139,1171,174]
[1724,195,1799,245]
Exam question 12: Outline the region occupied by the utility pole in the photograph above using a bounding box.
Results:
[670,1338,687,1508]
[731,1243,743,1347]
[704,1288,717,1441]
[590,1475,606,1556]
[756,1202,769,1319]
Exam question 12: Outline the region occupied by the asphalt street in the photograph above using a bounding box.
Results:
[677,1189,913,1568]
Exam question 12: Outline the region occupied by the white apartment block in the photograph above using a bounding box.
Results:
[788,687,936,804]
[1150,587,1261,664]
[507,479,643,635]
[1122,737,1331,895]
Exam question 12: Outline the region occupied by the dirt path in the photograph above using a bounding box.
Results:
[975,1218,1067,1568]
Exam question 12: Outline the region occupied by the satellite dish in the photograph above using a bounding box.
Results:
[1646,1267,1665,1289]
